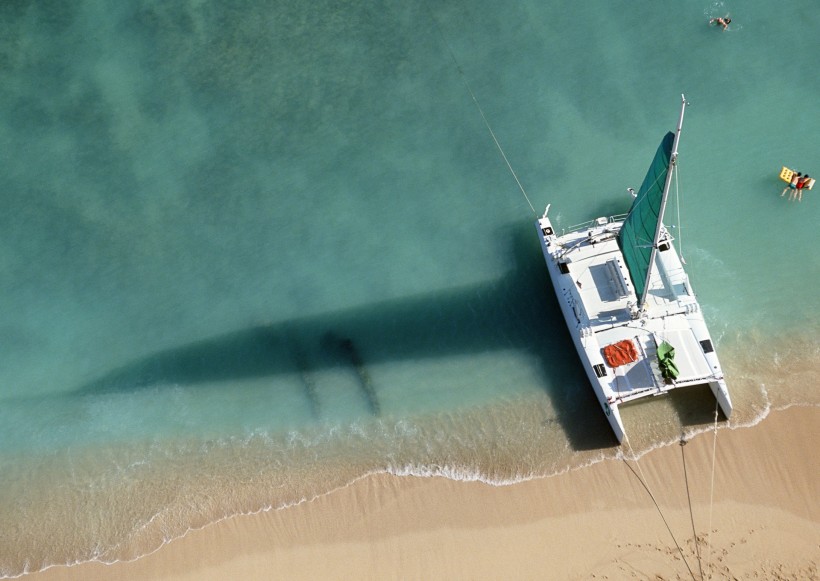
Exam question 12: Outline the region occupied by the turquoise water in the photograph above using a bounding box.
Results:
[1,0,818,575]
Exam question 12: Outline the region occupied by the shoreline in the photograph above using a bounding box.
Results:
[22,405,818,580]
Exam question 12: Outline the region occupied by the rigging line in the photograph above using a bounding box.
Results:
[426,8,537,216]
[705,398,720,578]
[467,84,537,215]
[675,162,685,264]
[623,436,697,581]
[680,436,704,580]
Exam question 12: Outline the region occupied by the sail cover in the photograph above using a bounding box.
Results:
[618,131,675,299]
[657,341,680,381]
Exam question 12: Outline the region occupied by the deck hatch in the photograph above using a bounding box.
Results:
[699,339,714,353]
[593,363,607,378]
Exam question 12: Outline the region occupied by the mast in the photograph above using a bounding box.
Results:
[638,94,687,309]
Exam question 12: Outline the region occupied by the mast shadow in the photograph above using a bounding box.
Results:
[71,223,616,450]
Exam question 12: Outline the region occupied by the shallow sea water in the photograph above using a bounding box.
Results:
[1,0,818,575]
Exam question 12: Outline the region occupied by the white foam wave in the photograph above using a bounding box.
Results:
[5,399,804,581]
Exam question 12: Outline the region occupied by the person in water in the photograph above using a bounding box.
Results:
[782,171,801,198]
[796,174,811,202]
[710,16,731,30]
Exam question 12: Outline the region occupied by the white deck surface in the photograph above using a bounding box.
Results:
[551,221,718,401]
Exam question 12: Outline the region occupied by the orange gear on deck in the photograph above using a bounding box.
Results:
[603,340,639,367]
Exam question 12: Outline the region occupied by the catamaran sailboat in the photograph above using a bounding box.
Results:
[536,95,732,443]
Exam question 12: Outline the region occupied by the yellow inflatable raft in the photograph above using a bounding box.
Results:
[779,166,815,190]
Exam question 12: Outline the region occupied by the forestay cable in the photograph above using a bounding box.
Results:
[427,9,537,216]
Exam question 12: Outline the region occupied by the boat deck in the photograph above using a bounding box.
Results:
[554,221,718,402]
[536,96,732,443]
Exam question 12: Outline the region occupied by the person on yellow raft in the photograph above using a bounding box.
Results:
[796,175,812,202]
[780,167,815,202]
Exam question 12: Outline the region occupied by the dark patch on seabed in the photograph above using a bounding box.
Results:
[286,327,321,418]
[322,332,381,416]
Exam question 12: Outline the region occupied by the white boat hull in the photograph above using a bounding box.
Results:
[536,214,732,444]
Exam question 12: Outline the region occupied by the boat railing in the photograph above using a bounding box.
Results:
[560,213,628,236]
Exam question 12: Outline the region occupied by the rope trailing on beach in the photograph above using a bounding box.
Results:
[680,436,704,580]
[426,7,537,216]
[623,436,698,581]
[705,399,720,578]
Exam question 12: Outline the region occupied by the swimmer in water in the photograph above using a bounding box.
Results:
[710,16,731,30]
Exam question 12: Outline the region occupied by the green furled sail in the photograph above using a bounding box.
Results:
[618,131,675,301]
[657,340,679,381]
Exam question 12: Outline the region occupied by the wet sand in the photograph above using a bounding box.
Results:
[26,406,818,580]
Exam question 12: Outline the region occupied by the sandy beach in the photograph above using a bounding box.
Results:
[26,406,818,580]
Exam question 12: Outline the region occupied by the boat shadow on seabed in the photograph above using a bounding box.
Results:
[72,225,622,450]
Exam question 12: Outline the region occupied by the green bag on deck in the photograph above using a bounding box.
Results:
[657,341,679,381]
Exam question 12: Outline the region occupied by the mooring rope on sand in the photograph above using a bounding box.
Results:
[705,399,720,578]
[680,436,704,580]
[623,436,697,581]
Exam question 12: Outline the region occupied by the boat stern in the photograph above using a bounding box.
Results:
[604,400,626,444]
[710,378,733,420]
